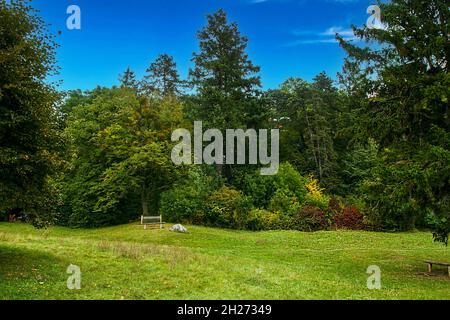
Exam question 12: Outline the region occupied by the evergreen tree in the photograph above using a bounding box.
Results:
[188,9,263,181]
[118,67,138,90]
[142,54,182,96]
[338,0,450,244]
[276,74,340,190]
[189,8,261,130]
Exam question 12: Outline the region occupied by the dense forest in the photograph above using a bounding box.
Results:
[1,0,449,245]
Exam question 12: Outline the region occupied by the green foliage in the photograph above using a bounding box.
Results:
[142,54,183,96]
[238,162,309,210]
[267,189,300,216]
[274,74,344,191]
[161,168,255,230]
[60,88,184,227]
[189,9,261,130]
[118,67,139,91]
[246,209,285,231]
[339,0,450,244]
[360,143,450,236]
[341,138,379,195]
[159,168,218,224]
[4,2,446,248]
[0,0,62,225]
[188,8,266,182]
[205,186,253,229]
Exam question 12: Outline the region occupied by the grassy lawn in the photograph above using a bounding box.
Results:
[0,222,448,300]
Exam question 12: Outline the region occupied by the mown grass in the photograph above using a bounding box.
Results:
[0,222,448,300]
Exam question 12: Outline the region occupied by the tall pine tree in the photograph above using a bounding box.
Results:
[338,0,450,244]
[189,9,261,130]
[118,67,138,90]
[142,54,182,96]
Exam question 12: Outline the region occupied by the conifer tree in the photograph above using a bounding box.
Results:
[119,67,138,90]
[338,0,450,244]
[189,9,261,130]
[142,54,182,96]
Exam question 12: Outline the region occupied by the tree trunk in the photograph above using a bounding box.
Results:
[141,185,149,216]
[224,164,233,184]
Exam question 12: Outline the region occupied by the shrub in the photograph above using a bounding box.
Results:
[327,197,344,216]
[205,186,253,229]
[160,186,205,224]
[246,209,284,231]
[238,162,308,209]
[272,163,309,204]
[237,172,274,209]
[267,189,300,216]
[334,206,364,230]
[304,175,330,210]
[291,206,329,232]
[159,168,216,224]
[326,197,343,228]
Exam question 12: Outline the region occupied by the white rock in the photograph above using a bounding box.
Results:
[169,224,188,233]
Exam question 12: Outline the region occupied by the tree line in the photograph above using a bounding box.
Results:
[1,0,448,244]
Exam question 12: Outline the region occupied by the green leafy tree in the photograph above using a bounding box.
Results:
[338,0,450,244]
[61,88,184,227]
[93,94,185,218]
[274,74,341,190]
[0,0,62,226]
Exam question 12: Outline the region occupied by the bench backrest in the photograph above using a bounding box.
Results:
[141,215,162,224]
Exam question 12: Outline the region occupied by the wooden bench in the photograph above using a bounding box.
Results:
[424,260,450,276]
[141,215,165,230]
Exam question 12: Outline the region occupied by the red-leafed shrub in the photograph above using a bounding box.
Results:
[291,206,329,232]
[327,197,343,216]
[334,206,364,230]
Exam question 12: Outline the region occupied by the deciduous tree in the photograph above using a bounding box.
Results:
[0,0,62,226]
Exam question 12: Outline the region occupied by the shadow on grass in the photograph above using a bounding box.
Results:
[0,244,69,299]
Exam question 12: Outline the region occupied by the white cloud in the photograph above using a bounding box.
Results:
[320,26,354,37]
[287,26,358,46]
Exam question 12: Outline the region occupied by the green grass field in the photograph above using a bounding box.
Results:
[0,222,448,300]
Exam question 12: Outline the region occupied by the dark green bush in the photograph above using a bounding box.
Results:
[239,162,308,211]
[267,189,300,216]
[159,168,218,224]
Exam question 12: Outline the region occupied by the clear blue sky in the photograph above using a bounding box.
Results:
[32,0,376,91]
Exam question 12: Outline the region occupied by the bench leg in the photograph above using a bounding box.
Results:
[427,263,432,273]
[144,224,147,230]
[448,266,450,277]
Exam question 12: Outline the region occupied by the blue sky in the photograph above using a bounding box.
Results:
[32,0,376,91]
